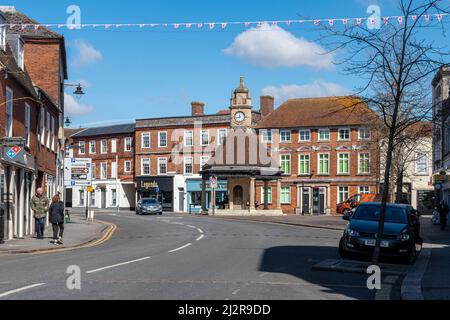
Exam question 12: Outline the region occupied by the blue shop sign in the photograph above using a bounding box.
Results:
[186,179,227,192]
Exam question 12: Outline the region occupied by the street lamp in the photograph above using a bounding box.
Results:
[63,82,85,127]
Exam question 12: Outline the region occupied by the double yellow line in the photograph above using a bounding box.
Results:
[1,220,117,256]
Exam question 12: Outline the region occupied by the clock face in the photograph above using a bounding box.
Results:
[234,111,245,123]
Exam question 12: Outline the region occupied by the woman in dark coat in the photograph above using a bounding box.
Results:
[49,194,65,245]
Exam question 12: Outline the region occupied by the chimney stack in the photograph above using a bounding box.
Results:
[260,96,274,117]
[191,101,205,116]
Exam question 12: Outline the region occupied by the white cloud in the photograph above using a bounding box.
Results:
[261,80,350,104]
[71,40,103,67]
[64,93,93,117]
[223,23,334,69]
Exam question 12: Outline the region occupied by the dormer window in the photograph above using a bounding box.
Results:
[17,38,24,70]
[0,14,5,51]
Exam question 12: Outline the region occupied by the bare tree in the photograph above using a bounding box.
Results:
[321,0,449,263]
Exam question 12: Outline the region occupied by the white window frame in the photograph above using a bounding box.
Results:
[318,129,330,141]
[0,21,6,51]
[158,157,168,175]
[338,128,351,141]
[298,154,310,175]
[337,152,350,175]
[260,186,272,204]
[280,154,291,175]
[111,139,117,153]
[17,38,24,70]
[5,87,13,137]
[24,102,30,145]
[100,162,107,180]
[40,107,45,145]
[46,111,51,148]
[184,130,193,147]
[89,141,96,154]
[51,116,55,151]
[101,140,107,154]
[358,153,371,175]
[79,141,85,155]
[158,131,167,148]
[261,129,273,143]
[124,137,132,152]
[201,130,210,146]
[184,157,193,175]
[318,153,330,175]
[141,158,150,176]
[217,128,227,145]
[142,132,151,149]
[338,186,350,204]
[281,186,291,204]
[358,186,370,194]
[124,160,131,173]
[358,127,371,140]
[91,163,96,179]
[280,130,292,143]
[415,152,428,174]
[299,129,311,142]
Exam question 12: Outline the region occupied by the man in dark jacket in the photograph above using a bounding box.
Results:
[49,194,65,245]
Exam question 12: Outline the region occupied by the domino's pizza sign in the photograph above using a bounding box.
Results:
[6,146,22,159]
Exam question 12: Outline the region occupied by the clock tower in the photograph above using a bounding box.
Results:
[230,76,253,128]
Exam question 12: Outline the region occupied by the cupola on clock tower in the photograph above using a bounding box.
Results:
[230,76,253,128]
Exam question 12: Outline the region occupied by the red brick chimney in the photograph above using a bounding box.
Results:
[191,101,205,116]
[260,96,274,117]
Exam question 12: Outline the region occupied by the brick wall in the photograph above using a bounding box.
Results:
[23,40,62,107]
[134,124,229,176]
[73,133,135,181]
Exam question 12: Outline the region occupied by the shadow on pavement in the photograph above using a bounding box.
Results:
[258,245,379,300]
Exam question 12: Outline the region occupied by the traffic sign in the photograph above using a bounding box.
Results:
[64,158,92,187]
[209,176,218,189]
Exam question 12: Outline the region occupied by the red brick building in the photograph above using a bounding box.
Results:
[0,7,67,240]
[134,98,263,212]
[255,97,380,214]
[67,124,136,209]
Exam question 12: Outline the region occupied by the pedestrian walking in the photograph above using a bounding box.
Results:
[30,188,49,239]
[49,194,65,245]
[440,201,449,231]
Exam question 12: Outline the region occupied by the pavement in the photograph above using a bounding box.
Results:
[0,213,115,255]
[420,216,450,300]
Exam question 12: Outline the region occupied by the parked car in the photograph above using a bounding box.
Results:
[136,198,163,215]
[336,194,383,215]
[339,202,421,264]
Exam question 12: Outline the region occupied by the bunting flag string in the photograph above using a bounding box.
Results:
[0,13,448,31]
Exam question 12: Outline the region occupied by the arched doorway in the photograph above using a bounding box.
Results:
[233,185,244,210]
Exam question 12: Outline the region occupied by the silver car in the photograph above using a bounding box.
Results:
[136,198,163,215]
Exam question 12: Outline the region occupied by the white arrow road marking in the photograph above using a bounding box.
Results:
[86,257,151,274]
[168,243,192,253]
[0,283,45,298]
[197,228,204,234]
[196,234,204,241]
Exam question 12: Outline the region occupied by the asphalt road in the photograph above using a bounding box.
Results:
[0,211,402,300]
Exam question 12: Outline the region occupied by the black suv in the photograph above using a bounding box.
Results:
[339,202,421,264]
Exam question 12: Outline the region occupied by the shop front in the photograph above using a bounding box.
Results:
[186,178,228,214]
[136,176,174,211]
[0,138,36,240]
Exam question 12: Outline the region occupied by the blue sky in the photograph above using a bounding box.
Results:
[7,0,449,127]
